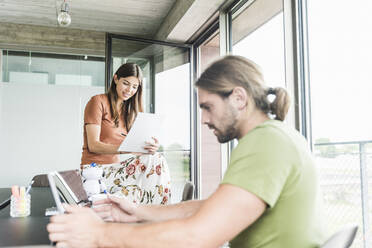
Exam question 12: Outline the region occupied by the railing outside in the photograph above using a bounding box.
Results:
[314,140,372,248]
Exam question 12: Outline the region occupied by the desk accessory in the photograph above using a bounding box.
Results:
[10,185,31,217]
[0,197,11,210]
[0,180,33,212]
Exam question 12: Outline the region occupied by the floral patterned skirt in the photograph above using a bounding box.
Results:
[82,153,171,205]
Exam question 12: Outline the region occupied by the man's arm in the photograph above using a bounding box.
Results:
[137,199,204,222]
[100,184,266,248]
[48,184,266,248]
[94,195,204,223]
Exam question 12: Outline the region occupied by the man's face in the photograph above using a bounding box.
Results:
[198,88,239,143]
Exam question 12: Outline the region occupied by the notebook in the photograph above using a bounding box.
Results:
[118,112,164,153]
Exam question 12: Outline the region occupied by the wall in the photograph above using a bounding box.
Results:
[0,82,103,187]
[199,45,221,199]
[0,23,105,56]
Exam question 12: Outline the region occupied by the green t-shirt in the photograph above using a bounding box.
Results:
[221,120,325,248]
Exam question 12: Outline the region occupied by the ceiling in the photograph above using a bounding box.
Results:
[0,0,230,42]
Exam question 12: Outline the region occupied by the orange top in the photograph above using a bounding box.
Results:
[81,94,127,165]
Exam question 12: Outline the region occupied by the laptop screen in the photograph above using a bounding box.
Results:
[47,170,89,213]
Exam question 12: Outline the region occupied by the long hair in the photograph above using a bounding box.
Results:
[107,63,143,130]
[195,55,290,121]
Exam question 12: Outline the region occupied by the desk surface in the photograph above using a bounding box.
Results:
[0,187,55,247]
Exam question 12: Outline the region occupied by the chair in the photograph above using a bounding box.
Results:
[31,174,49,187]
[31,170,81,187]
[181,181,194,201]
[320,225,358,248]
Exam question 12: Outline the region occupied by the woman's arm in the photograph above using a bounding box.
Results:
[85,124,153,155]
[85,124,122,154]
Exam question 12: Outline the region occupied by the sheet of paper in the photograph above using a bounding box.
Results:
[118,112,164,153]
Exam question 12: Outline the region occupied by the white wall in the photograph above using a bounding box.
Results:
[0,82,104,187]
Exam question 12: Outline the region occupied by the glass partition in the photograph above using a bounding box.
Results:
[109,36,191,188]
[0,49,105,187]
[2,50,105,86]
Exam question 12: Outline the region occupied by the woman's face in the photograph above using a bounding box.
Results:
[114,75,140,101]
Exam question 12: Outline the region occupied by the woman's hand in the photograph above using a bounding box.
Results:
[143,137,159,155]
[93,195,141,223]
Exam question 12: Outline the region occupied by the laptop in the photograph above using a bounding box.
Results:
[47,170,90,214]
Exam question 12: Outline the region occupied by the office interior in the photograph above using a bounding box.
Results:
[0,0,371,247]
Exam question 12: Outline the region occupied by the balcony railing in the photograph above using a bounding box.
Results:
[314,140,372,248]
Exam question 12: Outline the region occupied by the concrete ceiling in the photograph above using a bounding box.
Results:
[0,0,229,42]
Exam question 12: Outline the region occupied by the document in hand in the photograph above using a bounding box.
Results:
[118,112,164,153]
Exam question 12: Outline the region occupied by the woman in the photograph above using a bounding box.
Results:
[81,63,171,205]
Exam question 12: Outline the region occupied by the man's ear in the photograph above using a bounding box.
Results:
[231,87,248,110]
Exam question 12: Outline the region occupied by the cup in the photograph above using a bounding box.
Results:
[10,194,31,217]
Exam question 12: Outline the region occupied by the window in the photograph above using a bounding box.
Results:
[2,50,105,86]
[232,0,285,88]
[155,63,191,185]
[308,1,372,247]
[109,37,192,202]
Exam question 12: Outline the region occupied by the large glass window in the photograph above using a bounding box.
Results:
[308,1,372,247]
[110,37,191,202]
[231,0,285,88]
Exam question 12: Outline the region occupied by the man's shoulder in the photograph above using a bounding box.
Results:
[238,121,288,149]
[232,120,305,162]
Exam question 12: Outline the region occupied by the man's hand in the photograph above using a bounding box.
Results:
[143,137,159,154]
[93,195,141,223]
[47,204,104,248]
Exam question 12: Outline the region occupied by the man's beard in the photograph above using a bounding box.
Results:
[214,105,238,143]
[215,122,237,143]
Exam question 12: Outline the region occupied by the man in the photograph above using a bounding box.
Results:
[48,56,324,248]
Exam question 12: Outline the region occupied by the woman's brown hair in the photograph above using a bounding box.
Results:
[195,55,290,121]
[107,63,143,130]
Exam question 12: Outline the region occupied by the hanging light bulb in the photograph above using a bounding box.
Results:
[57,0,71,27]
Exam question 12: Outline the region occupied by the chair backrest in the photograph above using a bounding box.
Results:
[181,181,194,201]
[320,225,358,248]
[31,174,49,187]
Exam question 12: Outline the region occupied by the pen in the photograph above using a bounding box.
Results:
[0,198,11,210]
[25,180,34,195]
